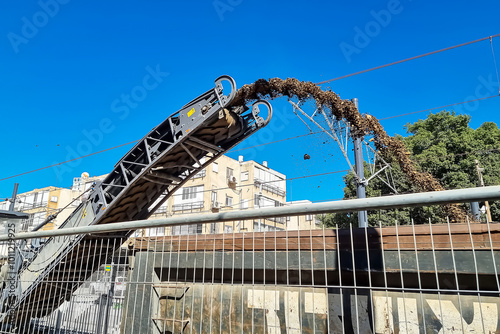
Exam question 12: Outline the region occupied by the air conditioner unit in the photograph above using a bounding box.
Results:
[211,201,221,213]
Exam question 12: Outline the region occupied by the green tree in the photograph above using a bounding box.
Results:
[319,111,500,227]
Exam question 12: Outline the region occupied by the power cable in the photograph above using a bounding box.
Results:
[151,169,351,198]
[2,91,497,184]
[316,33,500,85]
[149,171,351,217]
[6,169,350,215]
[2,87,499,182]
[0,140,138,183]
[230,94,500,150]
[3,35,500,183]
[413,147,500,163]
[378,95,500,121]
[490,37,500,94]
[229,131,324,153]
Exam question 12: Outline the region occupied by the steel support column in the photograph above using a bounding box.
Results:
[352,98,367,227]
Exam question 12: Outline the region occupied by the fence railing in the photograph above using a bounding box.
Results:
[254,178,286,197]
[172,201,204,213]
[0,186,498,333]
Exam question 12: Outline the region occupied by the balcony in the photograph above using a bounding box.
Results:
[254,179,285,197]
[191,169,206,179]
[172,201,204,212]
[15,201,48,211]
[266,216,286,224]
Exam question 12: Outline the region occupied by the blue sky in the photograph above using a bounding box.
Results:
[0,0,499,203]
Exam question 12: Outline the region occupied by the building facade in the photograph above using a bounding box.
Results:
[149,155,289,235]
[0,174,102,232]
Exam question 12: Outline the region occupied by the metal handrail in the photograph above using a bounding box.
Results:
[2,186,499,241]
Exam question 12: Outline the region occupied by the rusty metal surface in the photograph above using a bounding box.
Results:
[124,281,500,333]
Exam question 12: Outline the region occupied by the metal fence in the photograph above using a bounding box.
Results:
[0,186,499,333]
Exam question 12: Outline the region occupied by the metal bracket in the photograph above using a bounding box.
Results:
[251,100,273,128]
[214,75,236,108]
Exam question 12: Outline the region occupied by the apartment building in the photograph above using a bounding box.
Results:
[0,174,102,232]
[149,155,288,235]
[1,155,318,233]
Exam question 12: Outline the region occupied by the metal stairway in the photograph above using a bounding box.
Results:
[1,75,272,329]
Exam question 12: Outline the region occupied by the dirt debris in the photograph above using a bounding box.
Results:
[234,77,467,223]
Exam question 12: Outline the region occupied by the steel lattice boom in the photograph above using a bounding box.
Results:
[0,75,272,327]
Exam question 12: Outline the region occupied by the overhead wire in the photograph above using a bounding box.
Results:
[229,131,324,153]
[2,34,500,183]
[142,169,350,198]
[412,147,500,163]
[490,37,500,94]
[316,34,500,84]
[26,146,500,226]
[378,95,500,121]
[2,90,499,184]
[7,169,350,214]
[0,140,138,183]
[11,148,500,228]
[137,170,352,217]
[231,93,500,150]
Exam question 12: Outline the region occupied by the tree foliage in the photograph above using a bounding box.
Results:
[319,111,500,228]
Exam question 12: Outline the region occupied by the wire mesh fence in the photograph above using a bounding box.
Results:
[0,203,499,333]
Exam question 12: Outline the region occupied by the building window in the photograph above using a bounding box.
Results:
[241,171,249,181]
[253,222,284,232]
[172,201,204,212]
[213,163,218,173]
[240,199,248,209]
[211,191,217,203]
[254,194,281,208]
[254,167,285,197]
[172,224,203,235]
[227,167,233,178]
[226,195,233,207]
[254,194,260,207]
[155,204,168,214]
[50,196,58,203]
[175,185,203,205]
[192,169,206,179]
[182,186,198,200]
[306,214,313,221]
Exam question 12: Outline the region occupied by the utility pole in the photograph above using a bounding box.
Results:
[470,201,481,221]
[475,159,492,222]
[351,98,368,228]
[8,183,19,211]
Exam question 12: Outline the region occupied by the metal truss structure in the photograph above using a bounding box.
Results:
[289,100,398,194]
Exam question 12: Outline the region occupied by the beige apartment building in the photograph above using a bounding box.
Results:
[149,155,289,235]
[0,174,102,231]
[1,155,318,233]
